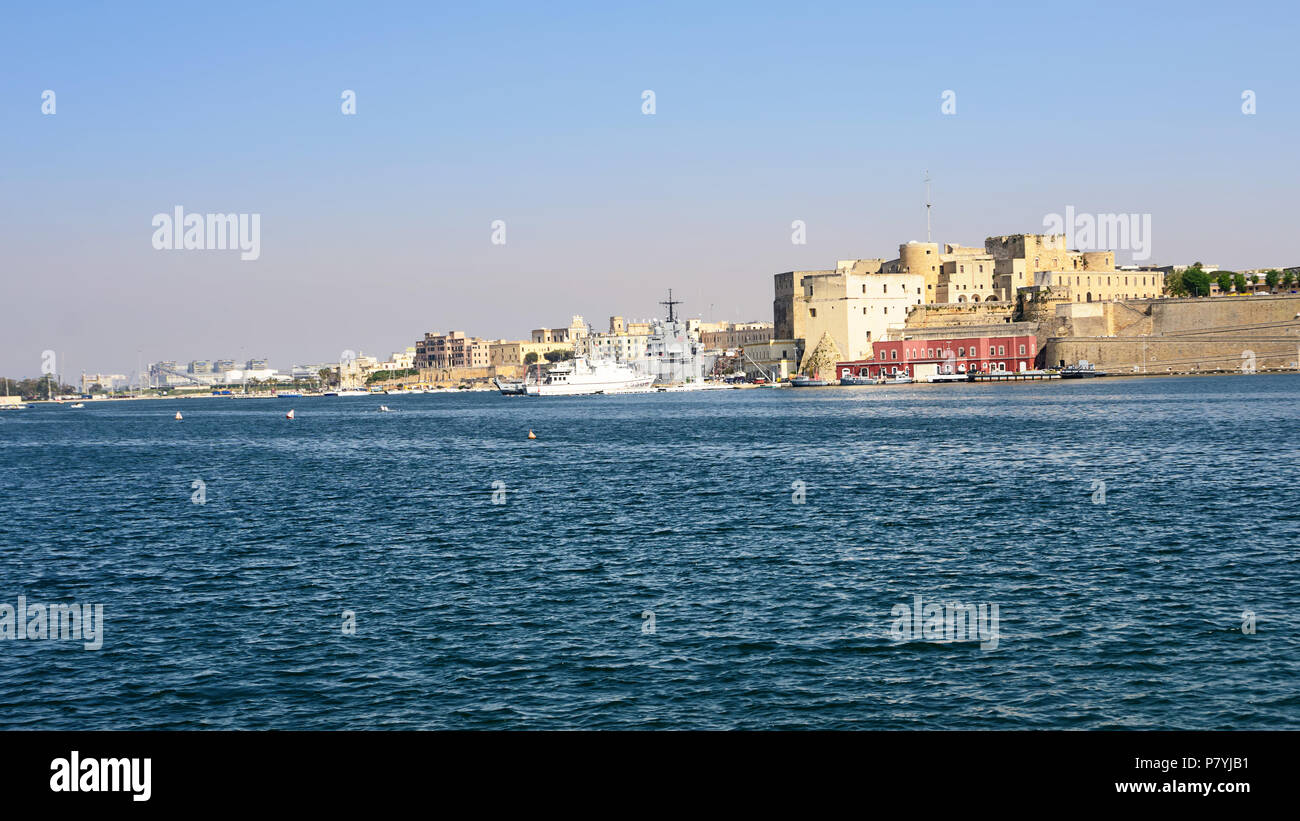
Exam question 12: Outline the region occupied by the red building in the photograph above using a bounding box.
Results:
[836,334,1038,380]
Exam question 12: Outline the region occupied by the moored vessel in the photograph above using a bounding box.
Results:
[839,375,877,386]
[525,356,655,396]
[1060,361,1105,378]
[789,375,828,387]
[494,376,528,395]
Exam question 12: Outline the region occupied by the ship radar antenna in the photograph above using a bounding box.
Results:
[660,289,682,323]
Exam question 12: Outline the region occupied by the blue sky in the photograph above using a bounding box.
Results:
[2,0,1297,377]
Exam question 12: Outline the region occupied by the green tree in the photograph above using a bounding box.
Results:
[523,352,539,365]
[544,350,574,363]
[1182,265,1211,297]
[1265,269,1280,289]
[1216,271,1233,294]
[1233,273,1248,293]
[1283,270,1296,288]
[1164,268,1187,296]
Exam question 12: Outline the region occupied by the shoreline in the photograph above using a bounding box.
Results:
[14,368,1300,405]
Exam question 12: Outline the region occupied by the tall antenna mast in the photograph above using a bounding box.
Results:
[660,288,682,323]
[924,171,932,243]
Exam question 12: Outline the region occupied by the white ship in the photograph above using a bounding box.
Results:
[526,356,655,396]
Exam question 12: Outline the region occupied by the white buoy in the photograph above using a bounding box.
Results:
[286,409,295,420]
[175,411,183,421]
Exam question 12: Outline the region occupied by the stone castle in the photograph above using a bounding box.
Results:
[760,232,1300,378]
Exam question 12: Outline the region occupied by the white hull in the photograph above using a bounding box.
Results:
[527,375,655,396]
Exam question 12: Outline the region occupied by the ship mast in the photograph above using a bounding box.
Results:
[660,289,682,323]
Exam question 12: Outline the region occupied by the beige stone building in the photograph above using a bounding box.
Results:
[936,249,998,303]
[415,331,491,370]
[740,339,802,381]
[489,339,573,368]
[985,234,1119,301]
[532,315,589,345]
[700,321,773,350]
[1031,269,1165,303]
[774,260,925,364]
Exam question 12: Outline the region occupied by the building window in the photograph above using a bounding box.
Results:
[809,308,816,317]
[998,345,1005,355]
[891,350,897,360]
[1019,344,1026,355]
[958,347,964,356]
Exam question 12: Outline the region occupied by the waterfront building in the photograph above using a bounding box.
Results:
[836,333,1038,380]
[531,316,588,345]
[773,260,924,366]
[290,364,332,381]
[382,347,417,370]
[415,331,491,370]
[80,372,127,392]
[222,367,280,384]
[699,321,773,351]
[739,339,801,381]
[584,331,648,364]
[337,353,380,389]
[1031,269,1164,302]
[490,339,574,368]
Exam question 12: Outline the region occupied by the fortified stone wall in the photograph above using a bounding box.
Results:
[1148,294,1300,334]
[416,366,502,386]
[1043,295,1300,373]
[905,302,1017,329]
[1044,336,1300,374]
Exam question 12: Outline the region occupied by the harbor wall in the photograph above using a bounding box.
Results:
[414,366,519,386]
[1043,294,1300,373]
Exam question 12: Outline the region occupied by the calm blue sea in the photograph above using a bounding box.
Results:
[1,376,1297,729]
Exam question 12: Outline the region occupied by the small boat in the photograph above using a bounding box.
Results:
[789,375,828,387]
[839,375,876,386]
[276,391,303,398]
[494,377,527,396]
[1060,361,1105,378]
[378,405,394,412]
[285,409,295,419]
[174,411,183,420]
[70,403,85,408]
[880,375,913,385]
